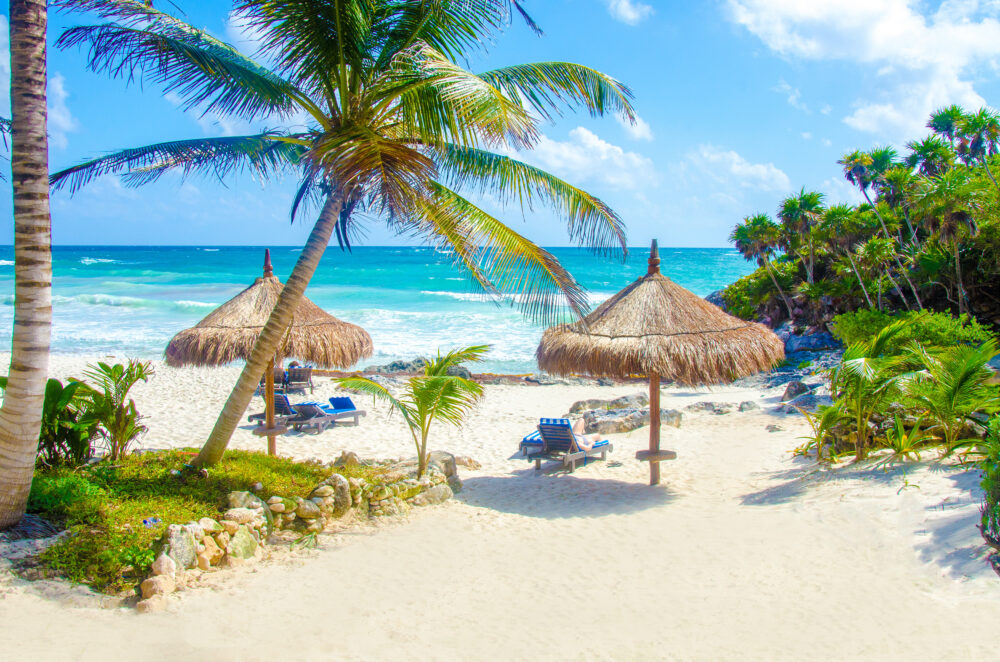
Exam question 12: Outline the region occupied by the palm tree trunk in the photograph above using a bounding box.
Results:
[903,210,918,245]
[884,268,911,311]
[195,194,343,467]
[982,157,1000,191]
[0,0,52,529]
[807,240,815,286]
[763,259,795,321]
[845,252,874,309]
[953,240,967,315]
[862,189,924,309]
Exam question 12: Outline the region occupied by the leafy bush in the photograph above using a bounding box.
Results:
[830,310,995,349]
[75,360,153,461]
[27,473,106,524]
[979,418,1000,551]
[722,260,797,320]
[0,377,96,466]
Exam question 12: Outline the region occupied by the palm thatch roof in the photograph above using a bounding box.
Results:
[165,251,373,368]
[536,242,784,385]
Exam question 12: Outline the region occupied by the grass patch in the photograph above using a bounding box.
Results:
[27,449,333,594]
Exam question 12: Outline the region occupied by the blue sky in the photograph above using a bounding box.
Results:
[4,0,1000,247]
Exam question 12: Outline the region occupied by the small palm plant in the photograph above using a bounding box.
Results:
[873,415,936,470]
[75,360,154,461]
[336,346,487,477]
[901,340,1000,453]
[795,401,847,463]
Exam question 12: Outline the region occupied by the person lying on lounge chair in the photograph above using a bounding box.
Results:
[571,418,604,450]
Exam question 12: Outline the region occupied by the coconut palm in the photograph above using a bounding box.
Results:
[879,165,920,243]
[777,188,824,285]
[52,0,635,466]
[858,237,908,311]
[729,213,796,320]
[905,135,954,178]
[927,104,965,146]
[838,149,923,309]
[336,345,487,477]
[957,107,1000,190]
[818,204,874,308]
[0,0,55,529]
[909,168,985,315]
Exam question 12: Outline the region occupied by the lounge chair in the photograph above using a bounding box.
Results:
[519,430,543,456]
[325,396,366,425]
[527,418,613,472]
[287,403,337,434]
[285,367,314,394]
[255,365,288,396]
[248,394,296,425]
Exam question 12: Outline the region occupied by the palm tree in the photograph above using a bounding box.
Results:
[910,168,985,315]
[927,104,965,146]
[776,188,824,285]
[729,213,795,320]
[957,107,1000,190]
[0,0,55,530]
[818,204,874,308]
[858,237,907,311]
[52,0,634,466]
[904,135,954,178]
[336,345,486,477]
[879,165,921,244]
[838,149,923,308]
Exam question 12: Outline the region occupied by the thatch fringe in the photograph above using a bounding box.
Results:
[165,275,373,369]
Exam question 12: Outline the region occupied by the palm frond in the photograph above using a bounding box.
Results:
[56,6,304,121]
[50,133,305,193]
[434,143,627,255]
[403,182,591,323]
[478,62,634,124]
[411,375,484,427]
[424,345,489,376]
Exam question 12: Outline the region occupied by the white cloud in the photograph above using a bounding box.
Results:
[726,0,1000,139]
[801,131,812,140]
[774,79,808,112]
[47,74,78,150]
[616,114,654,140]
[685,145,791,192]
[822,138,833,146]
[820,104,833,115]
[606,0,654,25]
[520,127,658,190]
[822,175,865,205]
[0,16,8,114]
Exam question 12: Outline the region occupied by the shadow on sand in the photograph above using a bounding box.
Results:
[456,471,676,519]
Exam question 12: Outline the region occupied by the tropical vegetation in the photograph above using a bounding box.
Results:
[49,0,634,470]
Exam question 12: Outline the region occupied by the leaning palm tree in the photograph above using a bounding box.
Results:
[818,204,874,308]
[838,149,923,309]
[927,104,965,147]
[776,188,824,285]
[909,168,985,315]
[879,165,920,244]
[957,107,1000,190]
[729,213,795,320]
[904,135,954,178]
[0,0,55,529]
[52,0,635,466]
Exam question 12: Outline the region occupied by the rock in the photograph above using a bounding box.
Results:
[704,289,726,310]
[136,595,168,613]
[140,574,176,599]
[321,473,352,517]
[163,524,197,570]
[223,508,258,524]
[447,475,463,494]
[268,502,286,513]
[774,321,795,341]
[295,498,322,519]
[227,491,258,509]
[198,517,222,533]
[738,401,760,412]
[200,535,224,566]
[214,531,230,549]
[781,380,811,402]
[150,554,176,578]
[266,496,283,505]
[226,526,258,560]
[364,358,427,374]
[220,520,240,536]
[250,482,264,493]
[334,450,361,467]
[569,393,648,415]
[712,403,735,415]
[411,484,454,507]
[785,332,840,354]
[310,485,335,498]
[182,522,204,543]
[454,456,481,470]
[445,365,472,379]
[428,451,458,478]
[685,401,717,413]
[766,424,783,433]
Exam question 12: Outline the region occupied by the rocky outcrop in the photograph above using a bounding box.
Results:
[781,380,811,402]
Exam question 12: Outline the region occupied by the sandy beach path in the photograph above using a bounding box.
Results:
[2,359,1000,660]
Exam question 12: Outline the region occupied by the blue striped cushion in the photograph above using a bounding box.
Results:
[521,430,542,445]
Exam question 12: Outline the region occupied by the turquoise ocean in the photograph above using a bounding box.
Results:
[0,246,754,374]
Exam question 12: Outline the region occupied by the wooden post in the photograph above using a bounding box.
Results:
[265,356,276,456]
[649,373,661,486]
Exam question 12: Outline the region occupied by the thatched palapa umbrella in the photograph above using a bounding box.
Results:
[165,250,373,454]
[537,240,784,485]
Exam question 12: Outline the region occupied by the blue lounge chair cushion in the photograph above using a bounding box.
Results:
[521,430,542,445]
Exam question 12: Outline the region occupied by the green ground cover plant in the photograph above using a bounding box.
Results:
[830,310,995,349]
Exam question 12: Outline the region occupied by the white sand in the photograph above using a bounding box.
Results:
[2,354,1000,661]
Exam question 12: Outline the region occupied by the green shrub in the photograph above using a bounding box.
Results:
[830,310,995,349]
[979,418,1000,551]
[722,261,797,320]
[27,473,106,524]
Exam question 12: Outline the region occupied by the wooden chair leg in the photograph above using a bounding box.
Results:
[534,458,541,471]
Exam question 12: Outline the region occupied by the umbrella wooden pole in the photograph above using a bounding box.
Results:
[649,373,661,486]
[265,357,276,456]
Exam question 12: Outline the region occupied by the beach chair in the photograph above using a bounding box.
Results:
[519,430,543,456]
[248,394,296,425]
[255,365,287,396]
[287,403,337,434]
[285,366,314,394]
[528,418,613,472]
[325,397,366,425]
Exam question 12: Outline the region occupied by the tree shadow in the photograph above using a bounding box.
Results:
[740,458,923,506]
[456,471,676,519]
[912,468,993,579]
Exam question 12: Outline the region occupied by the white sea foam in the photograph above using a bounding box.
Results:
[79,257,117,265]
[0,260,13,266]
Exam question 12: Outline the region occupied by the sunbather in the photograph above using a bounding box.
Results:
[572,418,603,450]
